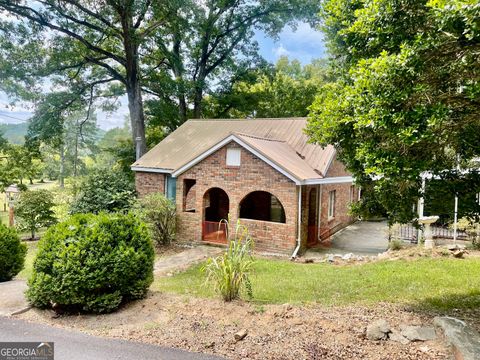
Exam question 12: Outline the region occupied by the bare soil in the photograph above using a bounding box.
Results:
[18,292,451,360]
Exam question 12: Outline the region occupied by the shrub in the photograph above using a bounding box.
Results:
[135,192,176,247]
[203,220,254,302]
[454,217,480,249]
[70,168,135,214]
[388,239,403,251]
[0,224,27,282]
[26,212,154,313]
[15,189,57,240]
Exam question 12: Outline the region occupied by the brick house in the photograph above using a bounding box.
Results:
[132,118,359,255]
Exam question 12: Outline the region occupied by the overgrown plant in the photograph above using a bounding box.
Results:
[203,220,254,302]
[135,192,176,247]
[0,224,27,282]
[454,217,480,249]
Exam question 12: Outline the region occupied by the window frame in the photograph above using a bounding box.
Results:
[328,190,336,219]
[226,148,241,167]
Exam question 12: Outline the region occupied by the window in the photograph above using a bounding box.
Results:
[166,175,176,201]
[239,191,286,223]
[183,179,196,212]
[349,185,356,203]
[226,148,241,166]
[328,190,336,219]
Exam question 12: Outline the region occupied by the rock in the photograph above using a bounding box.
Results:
[453,249,465,258]
[366,319,391,340]
[234,329,248,341]
[388,329,410,345]
[327,254,335,263]
[342,253,354,261]
[303,258,315,264]
[334,254,343,258]
[356,256,364,261]
[447,244,460,251]
[434,316,480,360]
[400,325,436,341]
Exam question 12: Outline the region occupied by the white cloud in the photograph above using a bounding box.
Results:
[273,44,291,58]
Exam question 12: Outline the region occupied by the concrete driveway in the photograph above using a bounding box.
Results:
[0,279,29,316]
[0,316,224,360]
[308,221,389,256]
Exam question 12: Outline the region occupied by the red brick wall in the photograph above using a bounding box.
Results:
[319,183,357,240]
[175,142,299,254]
[325,155,350,177]
[134,145,357,254]
[135,172,165,197]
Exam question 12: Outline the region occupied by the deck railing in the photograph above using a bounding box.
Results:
[391,223,468,243]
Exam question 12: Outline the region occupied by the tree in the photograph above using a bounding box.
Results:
[204,57,328,118]
[144,0,321,129]
[26,93,98,187]
[0,1,165,158]
[15,189,57,240]
[70,168,135,214]
[307,0,480,223]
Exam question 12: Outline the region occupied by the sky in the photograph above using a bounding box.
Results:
[0,22,326,130]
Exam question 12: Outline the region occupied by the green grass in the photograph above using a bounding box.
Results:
[155,257,480,311]
[16,241,39,281]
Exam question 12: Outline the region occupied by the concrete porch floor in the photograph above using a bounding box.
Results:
[306,220,389,256]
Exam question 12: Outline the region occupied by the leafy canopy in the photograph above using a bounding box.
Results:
[307,0,480,223]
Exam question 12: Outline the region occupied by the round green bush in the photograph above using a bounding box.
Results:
[0,224,27,282]
[26,213,154,313]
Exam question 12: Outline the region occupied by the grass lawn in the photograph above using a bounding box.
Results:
[17,241,39,281]
[155,257,480,311]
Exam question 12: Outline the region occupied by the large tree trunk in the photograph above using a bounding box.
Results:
[122,8,147,160]
[126,81,147,159]
[193,81,204,119]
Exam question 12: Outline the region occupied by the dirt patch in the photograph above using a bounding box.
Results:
[18,291,451,359]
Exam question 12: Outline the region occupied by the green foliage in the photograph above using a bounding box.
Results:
[454,217,480,249]
[307,0,480,224]
[15,189,57,240]
[388,239,404,251]
[203,221,254,302]
[204,57,329,118]
[0,223,27,281]
[70,169,135,214]
[135,192,176,247]
[26,212,154,313]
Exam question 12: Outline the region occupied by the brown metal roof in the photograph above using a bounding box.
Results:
[132,118,336,181]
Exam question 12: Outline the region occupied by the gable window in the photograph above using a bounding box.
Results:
[226,148,241,167]
[183,179,196,212]
[328,190,336,219]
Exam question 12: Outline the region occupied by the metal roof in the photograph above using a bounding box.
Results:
[132,118,336,181]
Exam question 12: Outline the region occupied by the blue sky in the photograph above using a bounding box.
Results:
[0,23,326,130]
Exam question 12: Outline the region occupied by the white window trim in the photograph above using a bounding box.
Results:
[328,190,336,219]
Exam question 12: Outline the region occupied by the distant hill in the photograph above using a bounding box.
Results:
[0,122,106,145]
[0,122,28,144]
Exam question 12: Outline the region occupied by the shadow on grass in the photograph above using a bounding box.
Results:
[407,290,480,329]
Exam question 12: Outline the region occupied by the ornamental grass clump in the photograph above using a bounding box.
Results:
[26,212,154,313]
[203,220,254,302]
